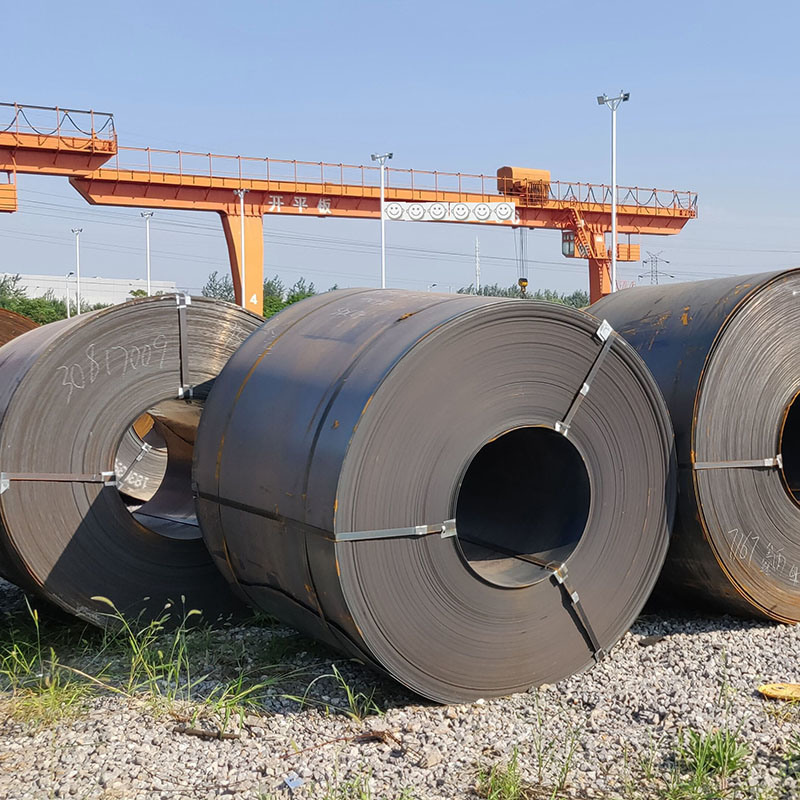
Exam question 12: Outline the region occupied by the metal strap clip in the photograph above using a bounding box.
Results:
[693,455,783,470]
[335,518,457,543]
[116,442,153,485]
[556,319,615,437]
[550,563,605,663]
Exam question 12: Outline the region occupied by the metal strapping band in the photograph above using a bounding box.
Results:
[335,519,457,543]
[0,471,116,494]
[555,319,615,437]
[195,490,455,545]
[116,442,153,485]
[176,294,192,399]
[550,563,605,662]
[693,455,783,470]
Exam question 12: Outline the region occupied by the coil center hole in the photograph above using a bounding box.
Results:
[780,395,800,502]
[115,400,204,541]
[455,426,590,588]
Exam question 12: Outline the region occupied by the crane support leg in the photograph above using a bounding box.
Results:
[219,211,264,315]
[588,257,612,304]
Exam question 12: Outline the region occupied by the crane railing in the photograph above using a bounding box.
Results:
[97,145,697,213]
[0,102,116,143]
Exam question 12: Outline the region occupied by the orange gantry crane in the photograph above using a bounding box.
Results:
[0,103,697,312]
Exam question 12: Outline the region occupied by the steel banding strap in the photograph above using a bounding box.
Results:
[0,471,116,494]
[467,536,606,661]
[549,563,606,662]
[462,535,605,661]
[692,456,783,470]
[176,294,192,399]
[195,489,456,544]
[335,519,457,542]
[116,442,153,485]
[555,319,615,437]
[465,536,606,661]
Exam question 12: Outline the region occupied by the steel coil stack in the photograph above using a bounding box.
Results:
[0,307,37,346]
[194,289,675,702]
[0,295,261,625]
[592,270,800,622]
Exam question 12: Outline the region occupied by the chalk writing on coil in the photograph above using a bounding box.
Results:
[57,334,168,403]
[728,528,758,565]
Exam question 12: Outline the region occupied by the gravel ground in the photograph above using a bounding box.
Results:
[0,577,798,800]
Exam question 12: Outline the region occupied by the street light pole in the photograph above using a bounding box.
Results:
[65,271,74,319]
[371,152,393,288]
[597,90,630,293]
[141,211,154,295]
[475,236,481,293]
[71,228,83,314]
[233,189,249,308]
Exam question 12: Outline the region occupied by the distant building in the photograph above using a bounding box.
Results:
[5,274,178,307]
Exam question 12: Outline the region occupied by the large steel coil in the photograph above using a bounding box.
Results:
[592,270,800,622]
[194,289,675,702]
[0,295,261,625]
[0,307,38,346]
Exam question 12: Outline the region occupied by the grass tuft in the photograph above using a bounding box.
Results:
[475,748,539,800]
[286,662,383,722]
[675,727,749,790]
[0,599,95,725]
[0,594,309,732]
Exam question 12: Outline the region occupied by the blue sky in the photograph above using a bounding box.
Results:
[2,0,799,295]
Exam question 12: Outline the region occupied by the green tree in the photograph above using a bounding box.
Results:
[262,274,286,317]
[0,274,109,324]
[458,283,589,308]
[201,271,235,302]
[285,278,316,305]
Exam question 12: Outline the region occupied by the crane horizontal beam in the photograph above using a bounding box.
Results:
[70,167,694,237]
[0,101,699,308]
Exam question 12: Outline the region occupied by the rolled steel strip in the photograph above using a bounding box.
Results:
[194,289,675,702]
[0,308,38,346]
[591,270,800,622]
[114,414,168,502]
[0,295,261,625]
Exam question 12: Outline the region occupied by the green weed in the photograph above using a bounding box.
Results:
[286,662,383,722]
[676,727,749,790]
[317,767,416,800]
[92,595,206,706]
[475,748,535,800]
[0,600,94,724]
[0,594,308,731]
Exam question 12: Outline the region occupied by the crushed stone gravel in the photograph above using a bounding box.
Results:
[0,577,798,799]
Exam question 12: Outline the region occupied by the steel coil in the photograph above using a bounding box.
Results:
[592,270,800,622]
[0,308,38,346]
[195,289,675,702]
[0,295,261,625]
